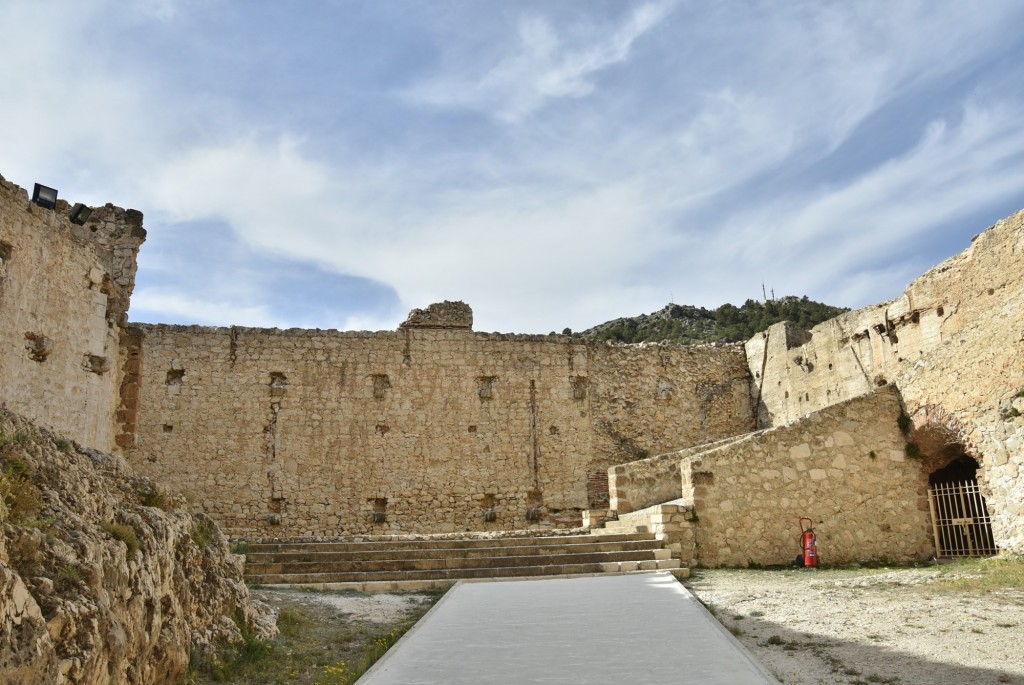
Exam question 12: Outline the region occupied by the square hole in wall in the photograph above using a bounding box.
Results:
[24,332,53,362]
[371,374,391,399]
[0,241,11,278]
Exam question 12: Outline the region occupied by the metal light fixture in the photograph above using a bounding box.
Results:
[69,203,93,225]
[31,183,58,210]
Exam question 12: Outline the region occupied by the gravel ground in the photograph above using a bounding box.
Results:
[684,566,1024,685]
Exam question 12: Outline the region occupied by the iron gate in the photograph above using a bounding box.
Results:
[927,480,997,557]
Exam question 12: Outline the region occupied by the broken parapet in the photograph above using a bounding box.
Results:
[399,301,474,330]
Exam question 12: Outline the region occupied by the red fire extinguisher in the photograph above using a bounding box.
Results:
[799,517,819,568]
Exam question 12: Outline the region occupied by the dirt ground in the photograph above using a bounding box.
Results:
[684,564,1024,685]
[192,588,440,684]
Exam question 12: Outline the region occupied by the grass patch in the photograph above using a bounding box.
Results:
[932,556,1024,592]
[230,541,250,555]
[54,438,72,452]
[189,589,445,684]
[0,454,43,524]
[54,563,84,591]
[102,522,140,558]
[191,518,217,551]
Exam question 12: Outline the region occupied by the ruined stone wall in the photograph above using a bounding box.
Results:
[0,176,145,451]
[123,325,752,537]
[747,209,1024,552]
[607,433,752,514]
[681,387,932,566]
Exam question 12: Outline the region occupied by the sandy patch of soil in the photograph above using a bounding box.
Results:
[257,588,435,624]
[685,567,1024,685]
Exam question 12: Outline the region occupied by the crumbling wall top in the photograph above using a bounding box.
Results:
[399,300,473,330]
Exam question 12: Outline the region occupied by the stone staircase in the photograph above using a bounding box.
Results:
[590,500,697,565]
[243,531,680,591]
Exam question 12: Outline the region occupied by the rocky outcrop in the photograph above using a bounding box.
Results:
[0,409,276,684]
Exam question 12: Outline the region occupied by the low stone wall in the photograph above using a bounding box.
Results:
[681,387,932,567]
[608,433,754,514]
[608,501,697,564]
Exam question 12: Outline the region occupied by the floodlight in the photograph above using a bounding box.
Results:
[32,183,58,210]
[69,203,93,225]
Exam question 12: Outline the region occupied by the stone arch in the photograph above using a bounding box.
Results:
[909,404,981,477]
[910,405,997,557]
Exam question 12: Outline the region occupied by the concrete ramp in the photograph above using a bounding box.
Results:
[357,571,779,684]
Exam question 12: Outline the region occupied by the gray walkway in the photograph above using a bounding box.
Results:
[358,571,779,684]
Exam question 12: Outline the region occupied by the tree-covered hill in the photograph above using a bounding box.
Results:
[575,296,848,345]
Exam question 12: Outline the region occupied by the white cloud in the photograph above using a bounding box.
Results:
[131,289,277,327]
[406,1,676,122]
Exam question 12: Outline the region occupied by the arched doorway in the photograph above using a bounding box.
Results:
[927,454,997,557]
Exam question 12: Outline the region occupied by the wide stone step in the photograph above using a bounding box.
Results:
[245,538,661,564]
[247,558,682,585]
[593,522,650,534]
[245,532,655,555]
[243,531,676,584]
[247,548,672,575]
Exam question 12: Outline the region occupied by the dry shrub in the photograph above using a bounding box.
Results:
[102,522,140,559]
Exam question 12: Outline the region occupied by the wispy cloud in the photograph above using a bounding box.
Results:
[406,1,676,122]
[698,101,1024,306]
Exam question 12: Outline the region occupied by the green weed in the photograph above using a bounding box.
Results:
[137,482,169,509]
[55,564,83,591]
[191,518,217,551]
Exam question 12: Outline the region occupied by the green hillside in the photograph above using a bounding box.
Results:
[576,296,848,345]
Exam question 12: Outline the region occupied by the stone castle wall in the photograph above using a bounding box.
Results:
[3,163,1021,555]
[682,387,932,566]
[121,324,753,537]
[747,210,1024,552]
[0,176,145,451]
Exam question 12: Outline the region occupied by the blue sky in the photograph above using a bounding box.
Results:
[3,1,1024,333]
